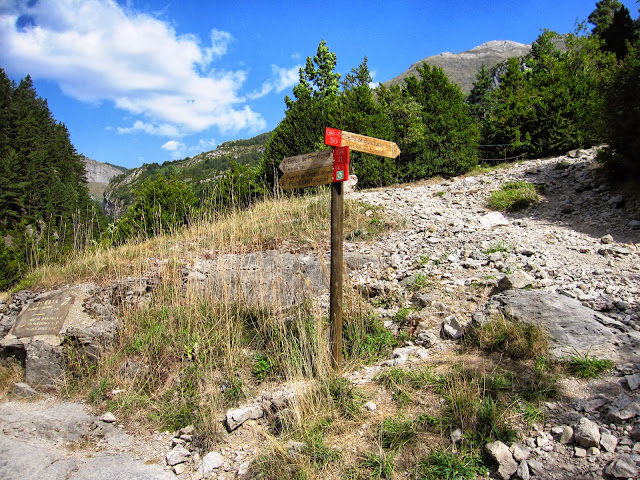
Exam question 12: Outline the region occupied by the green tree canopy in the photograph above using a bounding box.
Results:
[111,175,196,244]
[258,40,341,190]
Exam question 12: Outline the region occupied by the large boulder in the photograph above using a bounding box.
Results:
[481,290,640,362]
[184,250,382,307]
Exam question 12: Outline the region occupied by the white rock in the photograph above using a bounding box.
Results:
[479,212,509,229]
[600,433,618,453]
[575,417,601,448]
[498,270,534,290]
[225,404,263,431]
[441,315,465,339]
[560,426,574,444]
[166,445,191,466]
[485,441,517,480]
[364,401,377,412]
[510,443,531,462]
[100,412,116,423]
[516,459,530,480]
[605,454,638,478]
[625,373,640,391]
[198,452,223,474]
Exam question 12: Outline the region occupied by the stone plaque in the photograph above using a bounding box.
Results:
[12,292,74,337]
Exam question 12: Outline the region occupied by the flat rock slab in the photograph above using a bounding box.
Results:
[0,400,92,443]
[186,250,382,307]
[0,435,176,480]
[0,400,175,480]
[484,290,640,362]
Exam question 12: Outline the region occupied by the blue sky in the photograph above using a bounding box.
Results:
[0,0,608,169]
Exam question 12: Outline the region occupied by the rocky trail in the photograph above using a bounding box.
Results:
[1,148,640,479]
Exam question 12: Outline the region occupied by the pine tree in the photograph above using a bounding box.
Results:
[589,0,623,36]
[389,64,479,180]
[0,71,103,287]
[468,63,493,119]
[258,40,341,190]
[600,5,639,59]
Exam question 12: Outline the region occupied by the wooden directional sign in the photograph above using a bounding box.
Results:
[324,127,401,159]
[279,150,333,174]
[280,166,333,190]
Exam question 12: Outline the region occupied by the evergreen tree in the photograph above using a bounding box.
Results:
[339,58,397,187]
[468,63,493,120]
[481,32,614,158]
[589,0,624,36]
[258,40,341,190]
[385,64,479,181]
[600,43,640,176]
[600,5,639,59]
[0,70,103,288]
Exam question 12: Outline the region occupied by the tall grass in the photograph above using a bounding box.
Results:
[40,189,396,451]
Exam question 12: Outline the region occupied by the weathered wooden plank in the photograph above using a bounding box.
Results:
[279,166,333,190]
[279,149,333,173]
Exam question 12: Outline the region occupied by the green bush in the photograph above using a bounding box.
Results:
[600,45,640,179]
[111,175,196,243]
[207,161,263,212]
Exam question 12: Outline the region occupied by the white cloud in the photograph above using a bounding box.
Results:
[160,137,217,160]
[248,64,301,100]
[202,29,233,64]
[161,140,185,152]
[0,0,266,136]
[117,120,180,137]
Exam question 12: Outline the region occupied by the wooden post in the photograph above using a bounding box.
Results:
[330,180,344,371]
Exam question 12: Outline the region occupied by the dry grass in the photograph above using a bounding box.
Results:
[33,190,399,454]
[27,190,390,290]
[0,362,23,399]
[471,313,549,361]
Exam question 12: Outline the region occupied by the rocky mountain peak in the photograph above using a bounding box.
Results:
[385,39,532,93]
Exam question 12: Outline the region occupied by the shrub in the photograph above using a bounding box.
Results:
[111,175,196,243]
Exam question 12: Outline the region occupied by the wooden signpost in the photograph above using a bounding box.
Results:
[279,128,400,371]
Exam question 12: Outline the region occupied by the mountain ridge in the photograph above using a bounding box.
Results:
[385,39,533,93]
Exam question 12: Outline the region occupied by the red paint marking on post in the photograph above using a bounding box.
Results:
[333,145,349,165]
[325,127,342,147]
[332,145,349,182]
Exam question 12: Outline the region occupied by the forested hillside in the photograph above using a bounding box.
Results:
[251,0,639,192]
[0,70,103,290]
[104,132,269,218]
